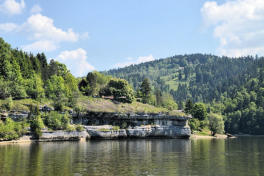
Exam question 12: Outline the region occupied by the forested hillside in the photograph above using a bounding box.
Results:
[106,54,264,134]
[0,38,78,102]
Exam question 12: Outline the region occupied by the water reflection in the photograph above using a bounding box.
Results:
[0,138,263,176]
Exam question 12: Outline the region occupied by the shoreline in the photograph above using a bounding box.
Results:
[0,134,232,144]
[190,134,229,139]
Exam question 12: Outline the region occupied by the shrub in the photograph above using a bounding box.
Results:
[189,118,200,133]
[30,115,45,138]
[75,125,84,132]
[43,111,70,130]
[0,118,27,140]
[191,103,207,120]
[66,125,75,132]
[53,101,64,111]
[112,126,120,131]
[100,78,135,103]
[1,97,13,111]
[208,113,224,136]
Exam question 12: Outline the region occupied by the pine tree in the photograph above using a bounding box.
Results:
[140,78,151,104]
[184,99,193,114]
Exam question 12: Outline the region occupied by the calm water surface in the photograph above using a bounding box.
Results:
[0,137,263,176]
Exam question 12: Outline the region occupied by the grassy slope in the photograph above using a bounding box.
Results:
[0,96,187,116]
[0,98,53,112]
[77,96,168,113]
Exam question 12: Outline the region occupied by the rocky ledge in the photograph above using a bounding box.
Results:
[38,130,90,141]
[85,125,191,139]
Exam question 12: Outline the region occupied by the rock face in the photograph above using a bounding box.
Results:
[39,131,90,141]
[85,125,191,139]
[127,126,191,138]
[76,111,192,139]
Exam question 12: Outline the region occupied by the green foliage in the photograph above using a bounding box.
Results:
[140,78,151,104]
[45,75,67,99]
[25,73,45,99]
[0,118,27,140]
[161,93,178,110]
[184,99,193,114]
[0,77,11,99]
[30,115,44,138]
[0,38,79,102]
[100,78,135,103]
[53,100,64,111]
[191,103,207,120]
[208,113,224,136]
[43,111,70,130]
[75,125,84,132]
[112,126,120,131]
[189,118,201,133]
[1,97,13,111]
[79,71,110,96]
[154,89,162,106]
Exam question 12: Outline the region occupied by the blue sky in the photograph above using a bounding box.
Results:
[0,0,263,76]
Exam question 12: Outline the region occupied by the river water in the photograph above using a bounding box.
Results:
[0,137,263,176]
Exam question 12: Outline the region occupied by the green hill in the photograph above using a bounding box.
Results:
[106,54,264,134]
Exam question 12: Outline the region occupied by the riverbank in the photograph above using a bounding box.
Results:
[190,134,229,139]
[0,133,231,145]
[0,131,89,145]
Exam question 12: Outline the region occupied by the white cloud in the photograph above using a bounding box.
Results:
[0,23,18,32]
[30,4,42,14]
[0,0,25,15]
[22,40,57,52]
[115,54,155,68]
[0,13,85,52]
[25,14,79,42]
[201,0,264,57]
[55,48,95,77]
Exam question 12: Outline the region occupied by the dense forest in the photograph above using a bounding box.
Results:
[106,54,264,134]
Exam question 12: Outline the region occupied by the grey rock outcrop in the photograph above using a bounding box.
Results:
[39,130,90,141]
[85,125,191,139]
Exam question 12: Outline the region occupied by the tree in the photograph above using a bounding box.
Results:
[161,93,178,110]
[155,89,162,106]
[25,74,45,99]
[45,75,66,99]
[100,78,135,103]
[184,99,193,114]
[140,78,151,104]
[208,113,224,136]
[86,72,97,96]
[30,115,45,138]
[0,77,11,99]
[191,103,207,120]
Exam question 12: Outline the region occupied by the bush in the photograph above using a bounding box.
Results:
[189,118,200,133]
[208,113,224,136]
[66,125,75,132]
[30,115,45,138]
[1,97,13,111]
[75,125,84,132]
[100,78,135,103]
[43,111,70,130]
[0,118,27,140]
[191,103,207,120]
[53,101,64,111]
[112,126,120,131]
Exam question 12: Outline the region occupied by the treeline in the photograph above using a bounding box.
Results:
[0,38,79,107]
[106,53,264,134]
